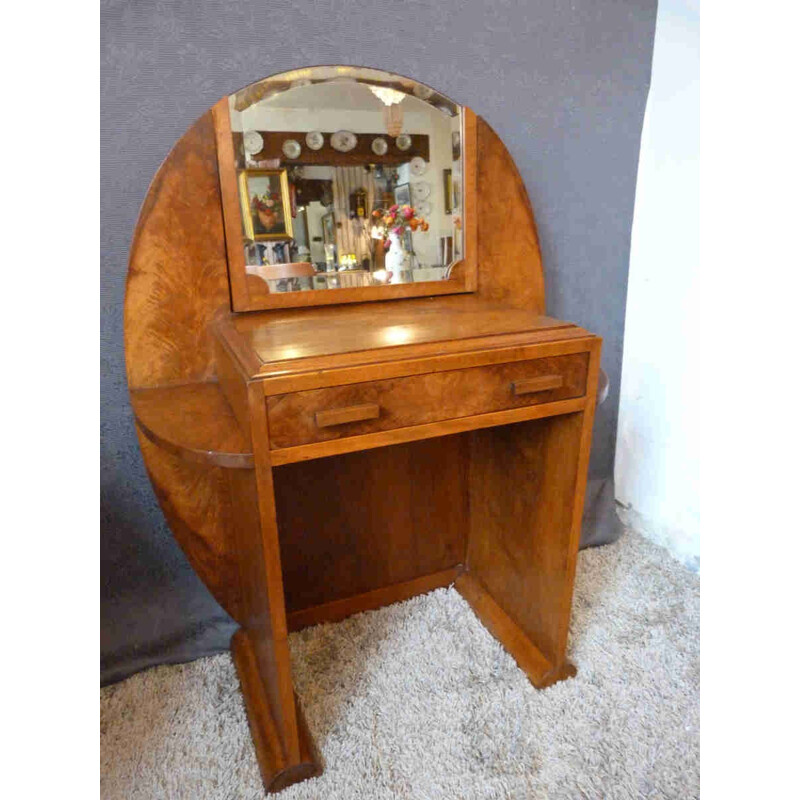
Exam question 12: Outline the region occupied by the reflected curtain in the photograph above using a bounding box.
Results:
[332,167,377,266]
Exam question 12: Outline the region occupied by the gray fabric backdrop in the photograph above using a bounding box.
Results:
[101,0,657,685]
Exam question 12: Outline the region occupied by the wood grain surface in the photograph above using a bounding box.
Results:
[123,89,600,798]
[267,353,589,448]
[474,116,546,312]
[123,110,247,632]
[231,630,322,792]
[455,572,577,688]
[227,381,303,764]
[512,374,564,395]
[273,436,469,615]
[124,110,231,389]
[466,413,585,665]
[269,397,587,467]
[135,432,244,623]
[221,295,574,377]
[286,566,463,632]
[314,403,381,429]
[131,383,253,468]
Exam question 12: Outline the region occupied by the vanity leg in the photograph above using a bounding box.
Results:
[231,628,322,792]
[225,383,323,792]
[461,340,601,686]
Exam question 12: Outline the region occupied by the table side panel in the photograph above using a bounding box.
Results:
[467,414,584,665]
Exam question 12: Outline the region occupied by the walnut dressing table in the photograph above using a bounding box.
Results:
[125,67,601,793]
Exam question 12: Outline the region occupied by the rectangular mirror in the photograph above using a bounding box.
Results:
[214,66,475,311]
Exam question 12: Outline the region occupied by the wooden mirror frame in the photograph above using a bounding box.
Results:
[212,91,478,312]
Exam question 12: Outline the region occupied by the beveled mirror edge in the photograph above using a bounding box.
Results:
[229,64,460,118]
[212,73,477,313]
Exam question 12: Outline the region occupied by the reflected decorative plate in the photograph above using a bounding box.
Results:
[412,84,435,101]
[417,200,432,216]
[395,134,412,151]
[412,182,430,201]
[305,131,324,150]
[282,139,301,159]
[243,130,264,155]
[331,130,357,152]
[409,156,427,176]
[371,137,388,156]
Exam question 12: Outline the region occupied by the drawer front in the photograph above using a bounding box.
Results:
[267,353,589,449]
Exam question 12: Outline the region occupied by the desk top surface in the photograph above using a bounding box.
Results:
[217,295,593,380]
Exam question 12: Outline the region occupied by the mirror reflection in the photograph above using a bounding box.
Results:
[228,66,463,293]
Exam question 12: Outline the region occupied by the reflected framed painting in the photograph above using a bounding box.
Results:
[238,168,293,241]
[393,182,412,207]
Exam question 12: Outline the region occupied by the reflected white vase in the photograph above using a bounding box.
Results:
[385,232,408,284]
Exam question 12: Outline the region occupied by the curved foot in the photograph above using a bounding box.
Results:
[231,630,322,793]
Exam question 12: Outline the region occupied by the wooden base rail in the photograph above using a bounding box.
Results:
[286,566,463,632]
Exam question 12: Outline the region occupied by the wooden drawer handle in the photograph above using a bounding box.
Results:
[315,403,380,428]
[511,374,564,396]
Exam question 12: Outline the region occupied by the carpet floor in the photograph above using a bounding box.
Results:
[101,529,699,799]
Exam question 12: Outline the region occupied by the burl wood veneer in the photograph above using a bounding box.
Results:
[124,71,601,794]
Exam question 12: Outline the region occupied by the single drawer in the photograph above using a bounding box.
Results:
[266,353,589,449]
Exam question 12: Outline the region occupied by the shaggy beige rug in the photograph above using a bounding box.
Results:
[101,529,699,799]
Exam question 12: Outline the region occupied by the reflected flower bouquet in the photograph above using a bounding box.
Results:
[371,204,429,249]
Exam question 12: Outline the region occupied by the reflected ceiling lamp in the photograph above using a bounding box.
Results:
[369,85,406,137]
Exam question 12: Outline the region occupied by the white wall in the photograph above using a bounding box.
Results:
[614,0,700,570]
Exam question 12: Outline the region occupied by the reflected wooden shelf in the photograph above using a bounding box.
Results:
[131,383,254,469]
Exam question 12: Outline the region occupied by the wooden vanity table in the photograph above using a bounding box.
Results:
[125,67,601,793]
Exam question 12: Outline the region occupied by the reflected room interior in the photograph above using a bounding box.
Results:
[227,66,464,293]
